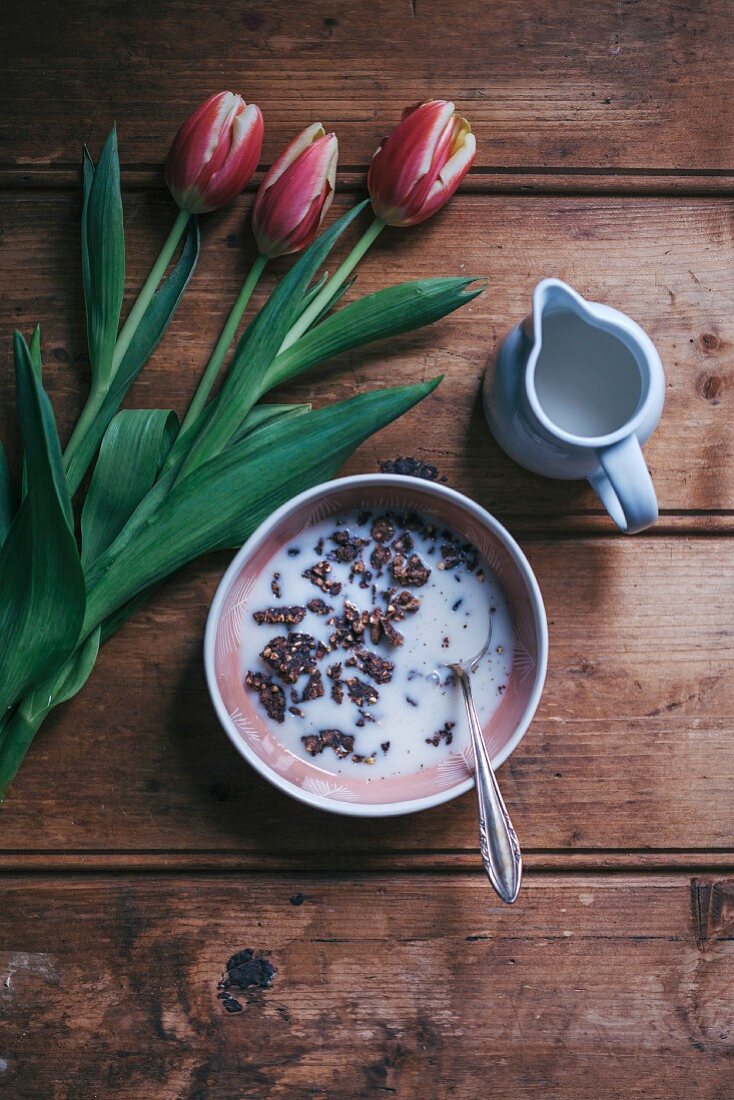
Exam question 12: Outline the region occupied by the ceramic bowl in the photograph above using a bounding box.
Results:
[204,474,548,817]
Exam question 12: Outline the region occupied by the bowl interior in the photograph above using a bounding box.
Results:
[209,479,545,812]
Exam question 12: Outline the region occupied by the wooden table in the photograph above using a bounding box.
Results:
[1,2,733,1096]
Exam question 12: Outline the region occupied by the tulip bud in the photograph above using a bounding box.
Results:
[165,91,264,214]
[367,99,476,227]
[252,123,338,257]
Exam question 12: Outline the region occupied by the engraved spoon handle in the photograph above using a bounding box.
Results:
[453,665,522,904]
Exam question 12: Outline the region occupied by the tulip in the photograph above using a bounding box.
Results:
[367,99,475,227]
[182,123,339,430]
[165,91,264,215]
[253,123,338,258]
[279,100,475,352]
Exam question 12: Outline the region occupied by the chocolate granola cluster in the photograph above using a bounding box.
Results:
[245,511,481,764]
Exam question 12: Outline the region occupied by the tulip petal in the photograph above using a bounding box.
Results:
[253,131,338,257]
[402,131,476,226]
[199,103,264,213]
[165,92,263,214]
[261,121,326,192]
[368,99,476,227]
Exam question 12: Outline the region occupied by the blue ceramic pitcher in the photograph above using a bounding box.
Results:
[483,279,665,534]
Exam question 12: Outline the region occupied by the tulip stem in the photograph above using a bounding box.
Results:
[279,216,385,352]
[181,252,268,433]
[112,207,191,375]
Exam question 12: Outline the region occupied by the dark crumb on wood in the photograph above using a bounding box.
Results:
[253,605,306,626]
[219,949,277,1006]
[260,633,319,683]
[379,456,445,482]
[290,893,305,906]
[307,598,332,615]
[270,572,282,598]
[245,671,286,723]
[302,728,355,759]
[426,720,456,747]
[220,994,243,1013]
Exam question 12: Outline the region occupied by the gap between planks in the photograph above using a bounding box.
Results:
[0,850,733,874]
[2,166,734,197]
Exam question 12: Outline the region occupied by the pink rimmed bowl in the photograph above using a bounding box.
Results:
[204,474,548,817]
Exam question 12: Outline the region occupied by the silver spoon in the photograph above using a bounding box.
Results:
[445,613,522,904]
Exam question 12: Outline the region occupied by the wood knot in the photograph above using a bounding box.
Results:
[699,373,727,402]
[691,879,734,946]
[699,332,721,354]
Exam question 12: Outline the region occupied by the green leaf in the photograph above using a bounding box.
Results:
[231,402,311,445]
[83,377,441,630]
[0,443,14,544]
[81,408,178,567]
[65,217,200,496]
[29,325,42,379]
[21,325,43,497]
[0,334,86,719]
[262,277,485,395]
[81,146,95,317]
[0,628,101,802]
[85,125,125,390]
[180,200,369,476]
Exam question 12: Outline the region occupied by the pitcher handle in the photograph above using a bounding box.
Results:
[588,434,658,534]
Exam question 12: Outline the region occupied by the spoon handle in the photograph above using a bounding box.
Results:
[454,666,522,904]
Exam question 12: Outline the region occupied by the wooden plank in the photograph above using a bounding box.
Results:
[0,537,731,861]
[0,872,731,1098]
[2,190,734,520]
[2,0,733,176]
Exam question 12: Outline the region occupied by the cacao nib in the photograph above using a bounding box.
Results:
[426,720,456,747]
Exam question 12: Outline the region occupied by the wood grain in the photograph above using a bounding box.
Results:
[0,537,731,861]
[0,873,731,1098]
[2,191,734,522]
[2,0,733,178]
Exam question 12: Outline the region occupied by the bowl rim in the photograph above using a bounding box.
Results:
[204,474,548,818]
